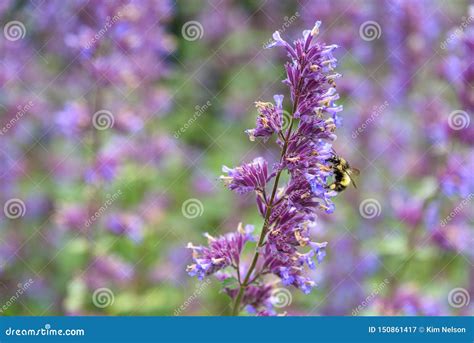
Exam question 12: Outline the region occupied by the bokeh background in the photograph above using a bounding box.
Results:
[0,0,473,316]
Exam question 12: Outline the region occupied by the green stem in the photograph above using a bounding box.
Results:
[231,118,295,316]
[231,74,303,316]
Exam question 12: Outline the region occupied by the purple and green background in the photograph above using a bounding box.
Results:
[0,0,472,316]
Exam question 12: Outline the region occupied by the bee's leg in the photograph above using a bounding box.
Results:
[335,184,346,192]
[328,182,346,192]
[328,183,346,192]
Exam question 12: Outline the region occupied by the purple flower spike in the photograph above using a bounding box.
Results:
[246,95,284,142]
[188,20,345,316]
[220,157,271,194]
[266,31,290,50]
[186,224,255,280]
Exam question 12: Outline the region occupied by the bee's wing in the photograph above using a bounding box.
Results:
[346,168,359,188]
[349,174,357,188]
[351,168,360,176]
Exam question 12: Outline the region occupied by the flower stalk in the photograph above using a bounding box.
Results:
[187,21,344,316]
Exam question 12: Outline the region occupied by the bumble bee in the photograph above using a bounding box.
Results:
[326,152,360,192]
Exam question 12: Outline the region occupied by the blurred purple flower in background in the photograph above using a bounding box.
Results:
[1,0,472,317]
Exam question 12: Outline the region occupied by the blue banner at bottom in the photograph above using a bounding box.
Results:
[0,316,472,342]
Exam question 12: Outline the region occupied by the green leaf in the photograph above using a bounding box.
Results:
[221,277,240,289]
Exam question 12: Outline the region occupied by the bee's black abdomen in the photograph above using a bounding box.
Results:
[334,183,347,192]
